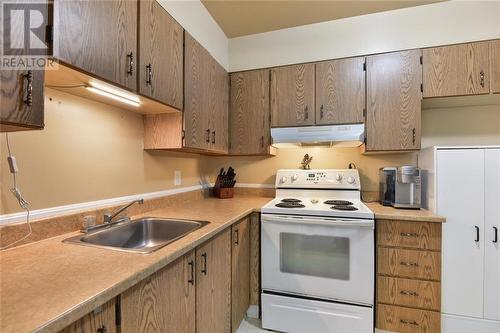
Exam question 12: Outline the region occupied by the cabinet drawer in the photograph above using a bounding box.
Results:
[378,247,441,281]
[377,276,440,311]
[377,304,440,333]
[377,220,441,251]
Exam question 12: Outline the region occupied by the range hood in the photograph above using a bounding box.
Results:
[271,124,365,148]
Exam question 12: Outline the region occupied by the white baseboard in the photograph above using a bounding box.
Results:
[442,313,500,333]
[247,305,260,319]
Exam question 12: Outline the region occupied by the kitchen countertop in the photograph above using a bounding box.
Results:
[0,196,271,333]
[0,195,445,333]
[366,202,446,223]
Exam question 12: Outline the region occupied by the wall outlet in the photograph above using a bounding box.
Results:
[174,170,181,186]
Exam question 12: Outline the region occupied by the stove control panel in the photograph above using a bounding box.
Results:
[276,169,360,189]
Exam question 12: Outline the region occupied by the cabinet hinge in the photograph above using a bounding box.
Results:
[46,24,53,43]
[363,62,366,71]
[420,55,423,65]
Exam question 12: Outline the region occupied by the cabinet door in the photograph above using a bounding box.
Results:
[208,60,229,153]
[121,251,195,333]
[53,0,137,90]
[229,70,270,155]
[270,64,315,127]
[437,149,484,319]
[59,299,116,333]
[184,33,210,150]
[492,40,500,94]
[139,0,183,109]
[232,217,250,333]
[315,57,365,125]
[484,148,500,321]
[1,70,44,131]
[196,229,231,333]
[423,41,490,97]
[366,50,422,152]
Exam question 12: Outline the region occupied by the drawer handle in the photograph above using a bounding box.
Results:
[400,290,419,297]
[480,70,485,88]
[494,226,498,243]
[400,232,419,238]
[127,52,134,75]
[146,64,153,85]
[201,252,207,275]
[187,260,194,285]
[400,319,419,326]
[24,71,33,107]
[475,225,480,242]
[400,261,419,267]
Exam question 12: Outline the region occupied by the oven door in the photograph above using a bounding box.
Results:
[261,213,374,305]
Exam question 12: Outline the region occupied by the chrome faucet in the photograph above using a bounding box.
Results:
[104,199,144,224]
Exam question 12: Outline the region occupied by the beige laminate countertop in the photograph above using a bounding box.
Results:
[0,196,271,333]
[366,202,446,223]
[0,196,445,333]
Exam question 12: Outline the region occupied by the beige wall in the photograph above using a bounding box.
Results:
[0,89,208,214]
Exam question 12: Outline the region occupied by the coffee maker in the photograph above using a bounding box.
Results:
[379,166,421,209]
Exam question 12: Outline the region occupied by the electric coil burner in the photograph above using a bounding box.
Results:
[324,200,353,206]
[281,198,302,203]
[331,205,359,211]
[275,202,305,208]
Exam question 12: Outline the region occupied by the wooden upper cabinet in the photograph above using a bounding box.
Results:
[270,64,315,127]
[315,57,365,125]
[231,217,250,333]
[53,0,137,90]
[196,229,232,333]
[184,33,210,150]
[208,61,229,153]
[423,41,490,97]
[229,70,271,155]
[138,0,183,109]
[121,251,195,333]
[366,50,422,152]
[58,299,116,333]
[492,40,500,94]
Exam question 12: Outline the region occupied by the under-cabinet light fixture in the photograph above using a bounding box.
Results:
[86,81,141,107]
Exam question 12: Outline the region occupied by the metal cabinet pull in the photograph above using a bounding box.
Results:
[234,229,239,245]
[320,104,324,119]
[400,261,419,267]
[201,253,207,275]
[304,106,309,120]
[493,226,498,243]
[400,232,418,238]
[480,70,485,88]
[412,128,416,145]
[475,225,480,242]
[260,136,264,148]
[400,319,419,326]
[205,129,210,143]
[188,260,195,285]
[97,326,108,333]
[127,52,134,75]
[211,130,215,144]
[146,64,153,85]
[24,71,33,107]
[400,290,419,297]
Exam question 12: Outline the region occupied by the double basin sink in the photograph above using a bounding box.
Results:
[64,218,209,253]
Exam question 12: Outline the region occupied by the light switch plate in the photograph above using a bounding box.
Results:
[174,171,181,186]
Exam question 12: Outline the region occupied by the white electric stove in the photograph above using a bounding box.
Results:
[261,169,374,333]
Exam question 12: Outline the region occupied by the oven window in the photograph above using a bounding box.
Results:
[280,232,350,280]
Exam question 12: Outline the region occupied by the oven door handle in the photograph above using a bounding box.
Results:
[261,214,374,229]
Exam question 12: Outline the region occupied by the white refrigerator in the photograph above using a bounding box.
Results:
[419,146,500,333]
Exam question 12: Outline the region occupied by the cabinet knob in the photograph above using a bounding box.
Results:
[146,64,153,85]
[24,71,33,107]
[127,52,134,76]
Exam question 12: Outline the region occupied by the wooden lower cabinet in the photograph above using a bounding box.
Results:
[58,299,116,333]
[121,251,196,333]
[231,217,250,333]
[196,228,232,333]
[376,219,442,333]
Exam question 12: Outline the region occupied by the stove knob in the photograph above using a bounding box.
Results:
[291,174,299,182]
[347,176,355,184]
[335,174,343,182]
[280,176,288,184]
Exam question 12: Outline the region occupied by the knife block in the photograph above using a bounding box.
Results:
[213,187,234,199]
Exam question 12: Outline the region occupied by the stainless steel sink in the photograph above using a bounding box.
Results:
[64,218,209,253]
